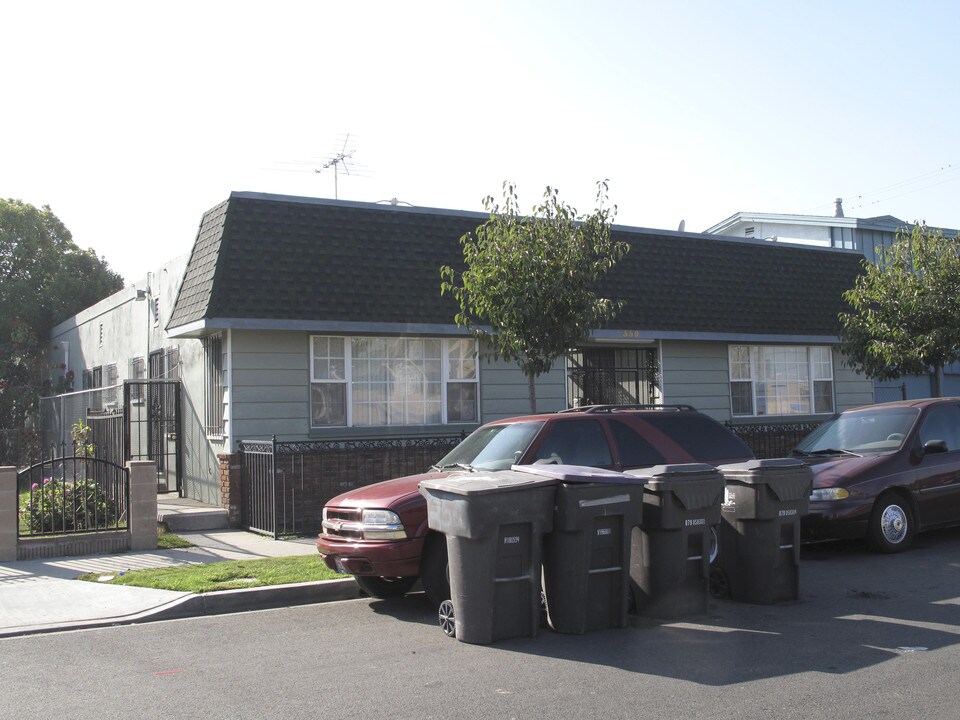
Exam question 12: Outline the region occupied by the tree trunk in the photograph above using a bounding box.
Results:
[933,365,944,397]
[527,372,537,414]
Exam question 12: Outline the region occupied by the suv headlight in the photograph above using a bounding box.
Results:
[359,509,407,540]
[810,487,850,501]
[322,508,407,540]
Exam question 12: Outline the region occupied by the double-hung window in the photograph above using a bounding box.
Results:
[729,345,834,417]
[310,336,478,428]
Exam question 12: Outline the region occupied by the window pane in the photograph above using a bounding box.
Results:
[447,382,478,423]
[814,380,834,414]
[731,381,753,416]
[448,338,477,380]
[311,383,346,426]
[609,420,666,467]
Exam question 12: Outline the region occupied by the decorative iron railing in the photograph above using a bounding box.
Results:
[725,421,822,459]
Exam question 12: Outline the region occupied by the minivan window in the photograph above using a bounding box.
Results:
[918,404,960,451]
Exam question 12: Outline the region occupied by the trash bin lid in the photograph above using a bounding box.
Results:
[719,458,812,501]
[511,464,639,484]
[719,458,808,483]
[624,463,719,481]
[419,469,559,496]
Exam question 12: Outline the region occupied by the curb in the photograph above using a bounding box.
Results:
[0,578,361,638]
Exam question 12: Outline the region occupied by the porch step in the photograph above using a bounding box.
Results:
[157,494,230,532]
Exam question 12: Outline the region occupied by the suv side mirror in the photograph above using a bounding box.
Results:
[923,439,950,455]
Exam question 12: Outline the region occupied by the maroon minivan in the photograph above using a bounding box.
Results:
[797,398,960,552]
[317,404,754,604]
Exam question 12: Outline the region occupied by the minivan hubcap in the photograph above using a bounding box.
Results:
[881,505,907,544]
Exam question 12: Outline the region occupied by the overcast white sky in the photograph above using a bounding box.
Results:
[4,1,959,282]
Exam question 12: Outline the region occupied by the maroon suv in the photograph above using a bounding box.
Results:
[317,404,754,604]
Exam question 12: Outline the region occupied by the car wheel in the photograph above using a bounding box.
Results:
[354,575,418,598]
[420,534,450,607]
[868,493,915,553]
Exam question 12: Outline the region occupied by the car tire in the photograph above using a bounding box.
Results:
[420,534,450,607]
[868,493,915,553]
[354,575,418,599]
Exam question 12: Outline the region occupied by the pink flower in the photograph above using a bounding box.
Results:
[31,482,39,490]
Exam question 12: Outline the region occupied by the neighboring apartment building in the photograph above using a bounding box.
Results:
[49,192,872,504]
[706,201,960,400]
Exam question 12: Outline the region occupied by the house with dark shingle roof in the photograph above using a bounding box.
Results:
[50,191,872,504]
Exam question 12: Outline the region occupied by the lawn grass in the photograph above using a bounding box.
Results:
[77,554,346,593]
[156,531,194,549]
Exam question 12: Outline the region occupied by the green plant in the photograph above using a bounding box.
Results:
[71,418,95,457]
[19,476,120,534]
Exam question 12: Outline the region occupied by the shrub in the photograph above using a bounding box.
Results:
[19,476,120,534]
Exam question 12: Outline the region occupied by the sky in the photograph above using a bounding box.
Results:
[4,1,959,283]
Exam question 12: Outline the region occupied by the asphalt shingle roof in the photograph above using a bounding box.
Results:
[167,191,864,339]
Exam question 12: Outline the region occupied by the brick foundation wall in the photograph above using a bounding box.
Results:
[218,453,242,526]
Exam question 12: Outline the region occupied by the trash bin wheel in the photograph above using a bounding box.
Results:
[709,567,730,599]
[438,599,456,637]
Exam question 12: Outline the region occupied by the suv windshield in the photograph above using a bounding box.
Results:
[433,421,546,471]
[795,407,919,456]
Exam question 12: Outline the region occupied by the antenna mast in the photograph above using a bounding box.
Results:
[316,134,355,199]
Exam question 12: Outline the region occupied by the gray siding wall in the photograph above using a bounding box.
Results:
[479,354,566,421]
[660,341,732,420]
[834,350,875,411]
[230,330,311,441]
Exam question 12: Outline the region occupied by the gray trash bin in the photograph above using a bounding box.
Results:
[419,470,558,645]
[514,465,646,634]
[625,463,725,620]
[716,458,813,604]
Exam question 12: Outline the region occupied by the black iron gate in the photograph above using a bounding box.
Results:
[124,380,182,495]
[568,347,661,407]
[240,438,277,537]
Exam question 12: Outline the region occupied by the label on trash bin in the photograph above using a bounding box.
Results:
[504,536,521,544]
[779,509,797,517]
[722,487,735,508]
[578,494,630,508]
[597,528,613,536]
[685,518,706,527]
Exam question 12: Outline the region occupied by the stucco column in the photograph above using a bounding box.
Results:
[127,461,158,551]
[0,466,17,561]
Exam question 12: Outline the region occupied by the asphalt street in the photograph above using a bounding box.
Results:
[3,527,959,719]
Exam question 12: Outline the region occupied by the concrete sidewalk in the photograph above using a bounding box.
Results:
[0,529,361,638]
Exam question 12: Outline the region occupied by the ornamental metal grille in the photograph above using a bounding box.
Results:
[239,434,465,538]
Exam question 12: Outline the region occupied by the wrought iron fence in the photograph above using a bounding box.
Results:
[240,434,465,538]
[17,444,129,537]
[725,421,822,459]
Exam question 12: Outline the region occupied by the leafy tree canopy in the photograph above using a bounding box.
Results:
[0,199,124,430]
[440,181,628,412]
[839,222,960,397]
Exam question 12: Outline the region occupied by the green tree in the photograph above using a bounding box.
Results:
[0,199,124,430]
[839,222,960,397]
[440,181,629,413]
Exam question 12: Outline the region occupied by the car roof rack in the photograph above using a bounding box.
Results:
[558,404,697,414]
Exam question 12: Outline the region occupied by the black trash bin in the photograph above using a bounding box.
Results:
[625,463,725,620]
[419,470,558,645]
[715,458,813,604]
[514,465,646,634]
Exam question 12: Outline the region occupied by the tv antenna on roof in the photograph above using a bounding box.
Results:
[316,133,357,199]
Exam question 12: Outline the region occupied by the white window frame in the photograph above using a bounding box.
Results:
[310,336,479,428]
[729,345,834,418]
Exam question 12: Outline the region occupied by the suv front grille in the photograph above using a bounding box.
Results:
[322,507,364,540]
